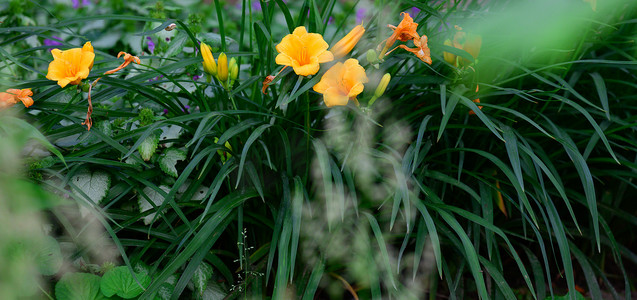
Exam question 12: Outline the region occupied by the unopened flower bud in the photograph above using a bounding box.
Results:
[229,58,238,86]
[216,52,228,83]
[200,42,217,76]
[374,73,391,98]
[366,49,379,64]
[331,24,365,59]
[228,57,237,75]
[443,39,457,66]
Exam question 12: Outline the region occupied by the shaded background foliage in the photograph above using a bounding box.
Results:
[0,0,636,299]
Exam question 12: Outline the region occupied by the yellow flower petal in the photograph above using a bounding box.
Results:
[292,26,308,37]
[323,87,350,107]
[292,62,320,77]
[316,51,334,63]
[275,53,294,66]
[347,82,365,98]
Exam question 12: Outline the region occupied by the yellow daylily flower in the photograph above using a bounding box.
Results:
[0,89,33,109]
[46,42,95,88]
[275,26,334,76]
[313,58,368,107]
[331,24,365,59]
[444,26,482,67]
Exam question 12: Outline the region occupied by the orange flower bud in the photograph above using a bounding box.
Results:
[331,24,365,59]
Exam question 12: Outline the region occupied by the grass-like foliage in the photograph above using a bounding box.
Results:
[1,0,636,299]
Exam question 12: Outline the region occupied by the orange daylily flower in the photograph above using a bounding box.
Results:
[380,12,432,64]
[469,85,483,115]
[444,26,482,67]
[261,66,290,95]
[46,42,95,88]
[386,12,419,47]
[313,59,368,107]
[262,75,275,94]
[105,52,141,75]
[0,89,34,109]
[275,26,334,76]
[379,12,419,57]
[331,24,365,59]
[387,35,432,65]
[83,51,141,130]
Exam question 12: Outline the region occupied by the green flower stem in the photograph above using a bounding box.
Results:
[304,91,310,185]
[368,95,379,107]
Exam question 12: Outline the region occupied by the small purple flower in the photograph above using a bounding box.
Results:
[149,75,164,82]
[163,109,169,114]
[356,8,366,24]
[165,37,170,42]
[252,1,262,11]
[44,36,63,50]
[147,37,155,54]
[410,7,421,16]
[328,16,334,25]
[193,75,201,81]
[72,0,90,8]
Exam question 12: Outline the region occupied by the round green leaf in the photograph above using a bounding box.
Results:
[36,236,62,276]
[55,272,105,300]
[100,266,151,299]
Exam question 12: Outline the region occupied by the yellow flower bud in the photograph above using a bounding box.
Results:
[216,52,228,83]
[229,58,238,84]
[374,73,391,98]
[330,24,365,59]
[200,42,217,76]
[228,57,237,77]
[443,39,457,66]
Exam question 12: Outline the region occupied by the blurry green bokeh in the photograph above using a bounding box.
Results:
[0,113,62,299]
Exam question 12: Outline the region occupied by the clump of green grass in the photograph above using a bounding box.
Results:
[1,0,636,299]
